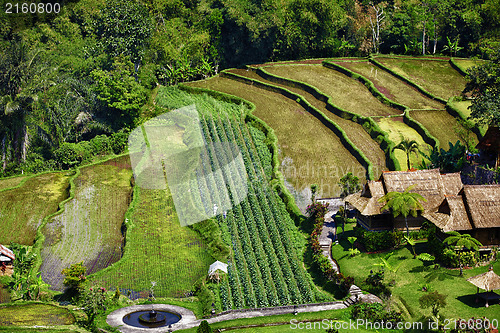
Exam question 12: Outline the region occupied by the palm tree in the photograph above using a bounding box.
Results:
[378,185,427,236]
[443,231,482,276]
[393,137,419,170]
[0,41,48,168]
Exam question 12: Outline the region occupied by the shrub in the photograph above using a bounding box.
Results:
[351,303,403,325]
[110,129,130,154]
[354,227,403,252]
[89,135,111,155]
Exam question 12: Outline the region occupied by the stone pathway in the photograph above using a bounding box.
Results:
[317,198,343,273]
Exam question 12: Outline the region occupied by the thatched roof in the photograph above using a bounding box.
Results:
[476,126,500,153]
[423,196,473,232]
[0,244,14,261]
[441,173,463,196]
[467,268,500,291]
[382,169,447,211]
[346,181,386,216]
[463,185,500,229]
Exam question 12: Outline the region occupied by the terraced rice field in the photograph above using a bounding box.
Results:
[264,64,400,117]
[336,61,444,110]
[375,57,466,99]
[0,172,70,245]
[89,186,213,298]
[189,76,366,198]
[41,156,133,290]
[409,110,477,149]
[453,58,486,72]
[376,117,429,169]
[227,69,387,177]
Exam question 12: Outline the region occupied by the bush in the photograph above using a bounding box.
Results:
[110,129,130,154]
[89,135,111,155]
[351,303,403,325]
[354,227,403,252]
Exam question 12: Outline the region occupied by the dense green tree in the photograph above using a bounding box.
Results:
[393,137,419,170]
[443,231,482,276]
[419,291,447,317]
[464,49,500,126]
[197,320,213,333]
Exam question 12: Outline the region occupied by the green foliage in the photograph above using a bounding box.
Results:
[61,262,86,291]
[444,231,482,251]
[197,320,213,333]
[354,226,403,252]
[419,291,447,317]
[393,137,419,170]
[79,286,107,329]
[338,172,361,198]
[351,303,403,325]
[464,49,500,126]
[420,140,466,173]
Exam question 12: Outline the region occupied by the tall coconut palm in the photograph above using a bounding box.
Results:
[393,137,419,170]
[378,184,427,236]
[444,231,482,276]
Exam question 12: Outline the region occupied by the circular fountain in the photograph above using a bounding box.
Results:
[122,309,180,328]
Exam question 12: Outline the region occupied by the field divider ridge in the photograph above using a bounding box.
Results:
[219,69,374,180]
[369,55,448,104]
[246,66,400,172]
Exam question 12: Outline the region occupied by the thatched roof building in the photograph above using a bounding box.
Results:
[347,169,500,244]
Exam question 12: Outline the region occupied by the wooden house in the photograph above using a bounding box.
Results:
[346,169,500,245]
[476,126,500,168]
[0,244,15,276]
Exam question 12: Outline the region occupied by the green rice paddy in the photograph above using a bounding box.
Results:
[376,57,466,99]
[0,303,75,326]
[189,76,366,198]
[0,176,27,191]
[40,156,133,290]
[337,61,444,110]
[264,64,401,117]
[0,172,70,245]
[376,117,429,169]
[228,68,387,177]
[409,110,478,149]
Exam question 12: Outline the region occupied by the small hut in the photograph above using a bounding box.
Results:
[0,244,15,276]
[208,261,227,283]
[467,267,500,307]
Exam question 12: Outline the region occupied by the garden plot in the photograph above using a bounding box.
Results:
[376,57,466,99]
[265,64,401,117]
[228,68,387,177]
[41,157,133,290]
[376,118,429,170]
[0,172,70,245]
[409,110,478,149]
[337,61,444,110]
[189,76,366,198]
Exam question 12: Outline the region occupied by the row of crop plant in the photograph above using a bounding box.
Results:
[195,106,314,309]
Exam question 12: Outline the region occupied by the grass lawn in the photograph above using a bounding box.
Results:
[409,110,478,149]
[0,175,27,191]
[0,303,75,326]
[265,65,400,117]
[376,57,466,100]
[89,183,213,298]
[40,156,133,291]
[332,224,500,322]
[229,69,387,178]
[375,118,429,170]
[338,61,444,110]
[188,76,365,198]
[0,172,70,245]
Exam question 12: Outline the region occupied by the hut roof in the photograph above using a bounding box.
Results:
[467,268,500,291]
[441,173,463,196]
[476,126,500,152]
[346,181,386,216]
[423,196,473,232]
[208,261,227,276]
[381,169,445,211]
[0,244,14,261]
[463,185,500,229]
